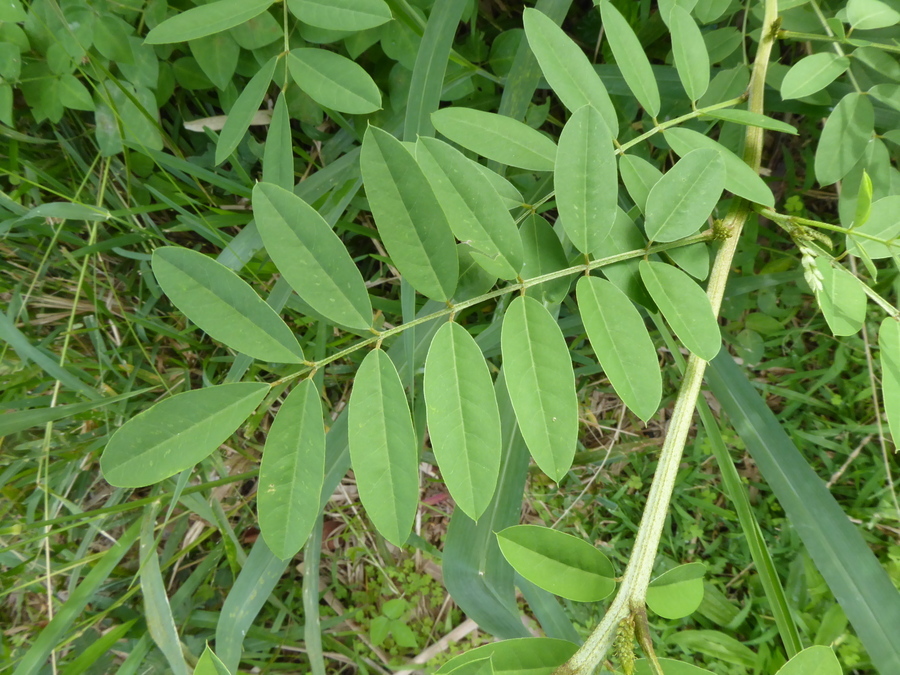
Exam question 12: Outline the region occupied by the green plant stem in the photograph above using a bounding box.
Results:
[555,0,780,672]
[778,30,900,54]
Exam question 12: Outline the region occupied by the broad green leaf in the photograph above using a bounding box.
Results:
[668,242,710,281]
[416,137,524,279]
[444,656,494,675]
[474,163,525,210]
[287,0,391,30]
[145,0,275,44]
[216,55,278,165]
[519,214,571,305]
[814,93,874,186]
[847,0,900,30]
[599,1,660,118]
[645,148,724,242]
[263,92,292,189]
[775,646,841,675]
[424,322,502,521]
[348,349,419,547]
[259,380,325,560]
[501,296,578,481]
[780,53,849,100]
[879,318,900,447]
[25,202,111,221]
[639,260,721,361]
[101,383,268,487]
[497,525,615,602]
[360,126,458,300]
[555,105,617,254]
[634,658,715,674]
[195,644,232,675]
[58,74,94,112]
[619,154,662,214]
[253,182,372,330]
[432,107,557,171]
[847,195,900,259]
[664,127,774,207]
[646,562,706,619]
[287,48,381,114]
[701,108,798,134]
[577,276,661,422]
[455,245,498,302]
[813,258,866,337]
[522,8,617,135]
[93,15,134,64]
[436,638,579,674]
[229,12,283,50]
[190,32,239,90]
[854,170,873,228]
[595,208,657,311]
[151,247,304,363]
[670,6,710,101]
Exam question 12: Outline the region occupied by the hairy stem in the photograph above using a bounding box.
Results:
[555,0,780,672]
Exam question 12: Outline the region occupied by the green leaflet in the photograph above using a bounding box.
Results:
[431,107,557,171]
[100,383,269,487]
[259,380,326,560]
[664,127,774,207]
[847,0,900,30]
[424,322,502,521]
[701,109,798,135]
[813,258,867,337]
[775,646,841,675]
[416,137,524,279]
[639,260,721,361]
[287,0,392,31]
[669,6,710,102]
[780,53,849,100]
[501,296,578,482]
[348,349,419,547]
[814,93,874,186]
[645,148,724,242]
[522,8,617,135]
[879,318,900,448]
[287,48,381,114]
[215,55,277,165]
[646,562,706,619]
[555,105,618,254]
[599,0,660,118]
[253,182,373,330]
[496,525,615,602]
[360,126,458,301]
[594,208,657,311]
[667,242,711,281]
[634,659,715,675]
[846,195,900,259]
[229,12,283,49]
[436,638,578,675]
[151,247,305,363]
[190,32,239,90]
[473,162,525,210]
[519,214,571,305]
[195,644,231,675]
[145,0,274,44]
[619,154,662,214]
[24,202,111,221]
[262,91,293,189]
[576,276,661,422]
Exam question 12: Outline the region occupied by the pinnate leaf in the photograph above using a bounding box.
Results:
[101,383,268,487]
[287,48,381,114]
[145,0,274,44]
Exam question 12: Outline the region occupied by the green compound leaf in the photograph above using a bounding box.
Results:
[215,55,277,165]
[645,148,724,243]
[416,137,524,280]
[814,92,874,186]
[253,182,372,330]
[599,0,660,118]
[780,53,850,100]
[497,525,615,602]
[258,380,326,560]
[639,260,721,361]
[101,383,268,487]
[287,48,381,114]
[436,638,578,675]
[879,318,900,448]
[555,105,618,254]
[348,349,419,547]
[664,127,774,207]
[151,247,304,363]
[577,276,661,422]
[775,646,841,675]
[424,322,502,521]
[813,258,867,337]
[847,0,900,30]
[361,126,458,301]
[501,296,578,482]
[145,0,274,44]
[619,154,663,214]
[669,6,710,102]
[846,195,900,260]
[432,107,557,171]
[287,0,391,31]
[646,562,707,619]
[522,8,617,135]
